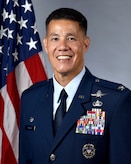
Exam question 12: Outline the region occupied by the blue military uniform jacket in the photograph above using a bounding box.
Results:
[19,68,131,164]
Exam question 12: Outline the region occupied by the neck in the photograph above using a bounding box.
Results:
[54,68,84,87]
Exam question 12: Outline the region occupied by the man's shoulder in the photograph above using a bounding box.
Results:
[93,76,130,94]
[30,78,52,89]
[84,68,130,93]
[22,78,53,96]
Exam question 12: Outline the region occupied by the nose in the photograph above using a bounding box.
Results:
[58,39,69,51]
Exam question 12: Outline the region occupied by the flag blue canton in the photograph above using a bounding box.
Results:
[0,0,42,88]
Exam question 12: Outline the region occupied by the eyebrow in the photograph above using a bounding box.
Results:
[48,33,59,37]
[48,33,76,37]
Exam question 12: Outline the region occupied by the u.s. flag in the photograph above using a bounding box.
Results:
[0,0,47,163]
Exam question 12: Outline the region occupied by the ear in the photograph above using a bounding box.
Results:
[84,36,90,52]
[43,38,48,54]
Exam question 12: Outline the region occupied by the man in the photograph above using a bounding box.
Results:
[19,8,131,164]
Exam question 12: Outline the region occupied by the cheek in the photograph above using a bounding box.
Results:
[74,45,84,56]
[47,51,56,65]
[73,41,84,51]
[74,47,85,62]
[47,43,56,53]
[43,39,48,53]
[45,45,53,57]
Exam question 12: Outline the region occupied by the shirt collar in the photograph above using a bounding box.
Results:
[53,67,86,102]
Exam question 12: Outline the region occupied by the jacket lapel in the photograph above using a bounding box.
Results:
[37,80,54,143]
[50,69,94,152]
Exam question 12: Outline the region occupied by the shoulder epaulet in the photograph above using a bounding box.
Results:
[94,77,129,93]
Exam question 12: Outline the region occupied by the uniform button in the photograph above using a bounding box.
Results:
[50,154,56,161]
[95,78,100,82]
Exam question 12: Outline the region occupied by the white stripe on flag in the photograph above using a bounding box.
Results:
[15,62,33,97]
[1,86,19,162]
[39,51,47,73]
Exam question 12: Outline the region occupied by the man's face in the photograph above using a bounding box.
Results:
[43,19,90,79]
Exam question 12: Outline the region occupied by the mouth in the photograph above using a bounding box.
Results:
[57,55,72,60]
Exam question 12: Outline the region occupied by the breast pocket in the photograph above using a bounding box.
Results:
[74,133,107,164]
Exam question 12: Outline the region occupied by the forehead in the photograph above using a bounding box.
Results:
[47,19,81,33]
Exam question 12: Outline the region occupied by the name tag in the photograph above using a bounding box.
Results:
[25,125,36,131]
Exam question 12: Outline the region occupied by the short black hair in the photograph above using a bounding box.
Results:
[45,8,88,34]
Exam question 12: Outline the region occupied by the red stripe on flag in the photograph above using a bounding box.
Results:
[1,0,48,162]
[0,94,4,129]
[6,72,20,127]
[24,53,47,84]
[0,94,17,164]
[1,130,17,164]
[0,94,4,163]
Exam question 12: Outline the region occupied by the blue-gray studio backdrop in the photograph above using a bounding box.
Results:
[32,0,131,89]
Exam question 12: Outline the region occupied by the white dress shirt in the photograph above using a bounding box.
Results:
[53,67,86,118]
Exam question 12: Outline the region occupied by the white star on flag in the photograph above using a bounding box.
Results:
[2,9,9,21]
[0,46,3,54]
[22,0,32,13]
[8,29,14,39]
[12,49,19,61]
[0,26,7,38]
[31,22,38,34]
[18,17,28,29]
[26,38,38,50]
[6,0,10,5]
[0,0,47,163]
[9,10,16,23]
[17,34,23,45]
[13,0,19,7]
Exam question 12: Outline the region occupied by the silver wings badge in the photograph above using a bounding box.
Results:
[91,90,107,98]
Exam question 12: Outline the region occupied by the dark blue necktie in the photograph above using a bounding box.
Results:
[54,89,68,135]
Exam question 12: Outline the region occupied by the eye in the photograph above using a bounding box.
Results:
[67,36,76,41]
[51,37,59,41]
